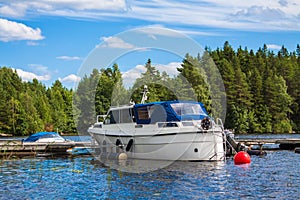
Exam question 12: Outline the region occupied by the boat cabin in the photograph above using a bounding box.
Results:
[102,101,209,125]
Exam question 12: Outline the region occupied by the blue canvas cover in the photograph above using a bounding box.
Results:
[24,132,61,142]
[133,100,209,124]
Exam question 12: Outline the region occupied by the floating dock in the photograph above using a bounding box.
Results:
[0,140,77,158]
[226,134,300,156]
[235,138,300,150]
[0,138,97,159]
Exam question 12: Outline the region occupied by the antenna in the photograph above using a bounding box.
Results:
[141,85,149,104]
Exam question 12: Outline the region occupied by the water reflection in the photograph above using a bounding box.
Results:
[94,157,176,173]
[90,159,230,199]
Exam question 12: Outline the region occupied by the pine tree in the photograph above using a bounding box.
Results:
[131,59,162,103]
[27,79,52,126]
[264,73,292,133]
[177,54,211,111]
[48,80,68,133]
[110,63,129,106]
[198,51,226,120]
[19,91,42,135]
[75,69,99,134]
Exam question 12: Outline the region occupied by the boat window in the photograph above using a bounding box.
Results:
[120,109,134,123]
[105,109,134,124]
[149,105,167,123]
[158,122,178,128]
[40,134,57,138]
[136,105,167,124]
[182,121,194,126]
[137,107,150,120]
[170,103,205,116]
[104,111,117,124]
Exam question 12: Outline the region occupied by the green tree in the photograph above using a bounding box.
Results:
[48,80,72,133]
[27,79,52,125]
[110,63,129,106]
[18,91,42,135]
[132,59,164,103]
[177,54,211,111]
[74,69,99,134]
[264,73,292,133]
[0,67,23,135]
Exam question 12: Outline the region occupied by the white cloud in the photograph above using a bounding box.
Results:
[155,62,180,77]
[14,68,51,81]
[122,64,146,87]
[56,56,81,61]
[0,18,44,42]
[99,36,135,49]
[126,1,300,31]
[0,0,128,18]
[178,29,222,36]
[59,74,81,83]
[267,44,282,50]
[234,6,286,22]
[0,3,27,18]
[1,1,300,31]
[122,62,181,88]
[28,64,50,74]
[39,0,127,11]
[135,25,186,39]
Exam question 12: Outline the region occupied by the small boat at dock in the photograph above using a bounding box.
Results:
[0,131,76,157]
[23,132,69,143]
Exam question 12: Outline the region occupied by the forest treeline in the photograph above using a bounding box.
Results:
[1,42,300,136]
[0,68,76,136]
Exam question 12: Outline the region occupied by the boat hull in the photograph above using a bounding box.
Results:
[89,125,225,161]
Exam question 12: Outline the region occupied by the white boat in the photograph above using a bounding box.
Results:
[88,86,226,161]
[23,132,67,143]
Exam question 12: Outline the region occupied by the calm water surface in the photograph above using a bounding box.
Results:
[0,135,299,199]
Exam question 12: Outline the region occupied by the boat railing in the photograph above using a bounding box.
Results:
[215,118,228,160]
[216,118,224,130]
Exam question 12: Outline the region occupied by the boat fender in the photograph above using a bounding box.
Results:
[201,117,211,130]
[99,152,128,161]
[118,153,128,160]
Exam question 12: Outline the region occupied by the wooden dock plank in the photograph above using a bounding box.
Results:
[275,139,300,144]
[0,140,75,158]
[276,139,300,150]
[236,138,300,150]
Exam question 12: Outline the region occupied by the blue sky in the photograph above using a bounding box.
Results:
[0,0,299,89]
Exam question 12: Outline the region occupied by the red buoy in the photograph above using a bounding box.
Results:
[234,151,251,165]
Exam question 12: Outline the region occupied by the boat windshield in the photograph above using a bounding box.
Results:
[170,103,205,116]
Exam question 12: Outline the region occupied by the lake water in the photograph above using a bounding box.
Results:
[0,135,299,199]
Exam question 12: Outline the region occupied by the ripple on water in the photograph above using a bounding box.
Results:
[0,149,299,199]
